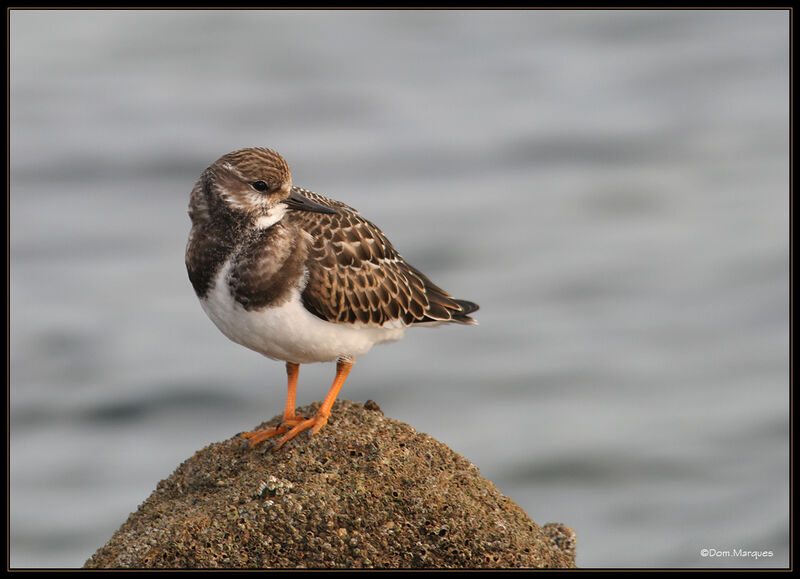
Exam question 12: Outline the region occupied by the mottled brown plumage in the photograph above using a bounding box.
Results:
[185,147,478,450]
[288,187,478,327]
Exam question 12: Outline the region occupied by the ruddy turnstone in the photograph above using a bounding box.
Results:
[185,148,478,450]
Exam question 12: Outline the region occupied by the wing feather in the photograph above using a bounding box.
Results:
[287,187,478,327]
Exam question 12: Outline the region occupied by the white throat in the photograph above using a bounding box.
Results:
[254,204,288,229]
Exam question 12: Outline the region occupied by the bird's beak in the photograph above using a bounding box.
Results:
[282,189,337,214]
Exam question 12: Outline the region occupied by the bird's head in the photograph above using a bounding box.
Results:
[190,147,333,228]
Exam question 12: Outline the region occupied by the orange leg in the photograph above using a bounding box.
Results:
[282,361,301,422]
[271,358,354,450]
[240,362,305,447]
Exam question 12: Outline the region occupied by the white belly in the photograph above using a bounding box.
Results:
[199,258,408,364]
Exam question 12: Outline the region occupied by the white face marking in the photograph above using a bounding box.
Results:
[254,203,288,229]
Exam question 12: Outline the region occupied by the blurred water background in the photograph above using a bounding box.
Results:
[9,9,789,569]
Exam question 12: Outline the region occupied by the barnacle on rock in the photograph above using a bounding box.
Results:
[85,400,576,569]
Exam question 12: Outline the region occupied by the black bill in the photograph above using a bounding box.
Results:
[282,189,337,214]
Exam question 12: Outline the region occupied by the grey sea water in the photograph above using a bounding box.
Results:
[9,9,789,568]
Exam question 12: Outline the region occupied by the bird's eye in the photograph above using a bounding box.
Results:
[251,181,270,192]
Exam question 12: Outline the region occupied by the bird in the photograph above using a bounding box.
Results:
[185,147,478,450]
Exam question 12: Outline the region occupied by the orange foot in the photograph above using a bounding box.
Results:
[266,412,331,450]
[241,358,353,452]
[239,416,306,448]
[239,361,305,449]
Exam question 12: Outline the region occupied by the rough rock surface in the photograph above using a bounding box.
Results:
[85,399,576,569]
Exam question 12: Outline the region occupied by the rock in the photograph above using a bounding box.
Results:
[84,399,576,569]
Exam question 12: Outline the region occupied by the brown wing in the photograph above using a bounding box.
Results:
[287,187,478,327]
